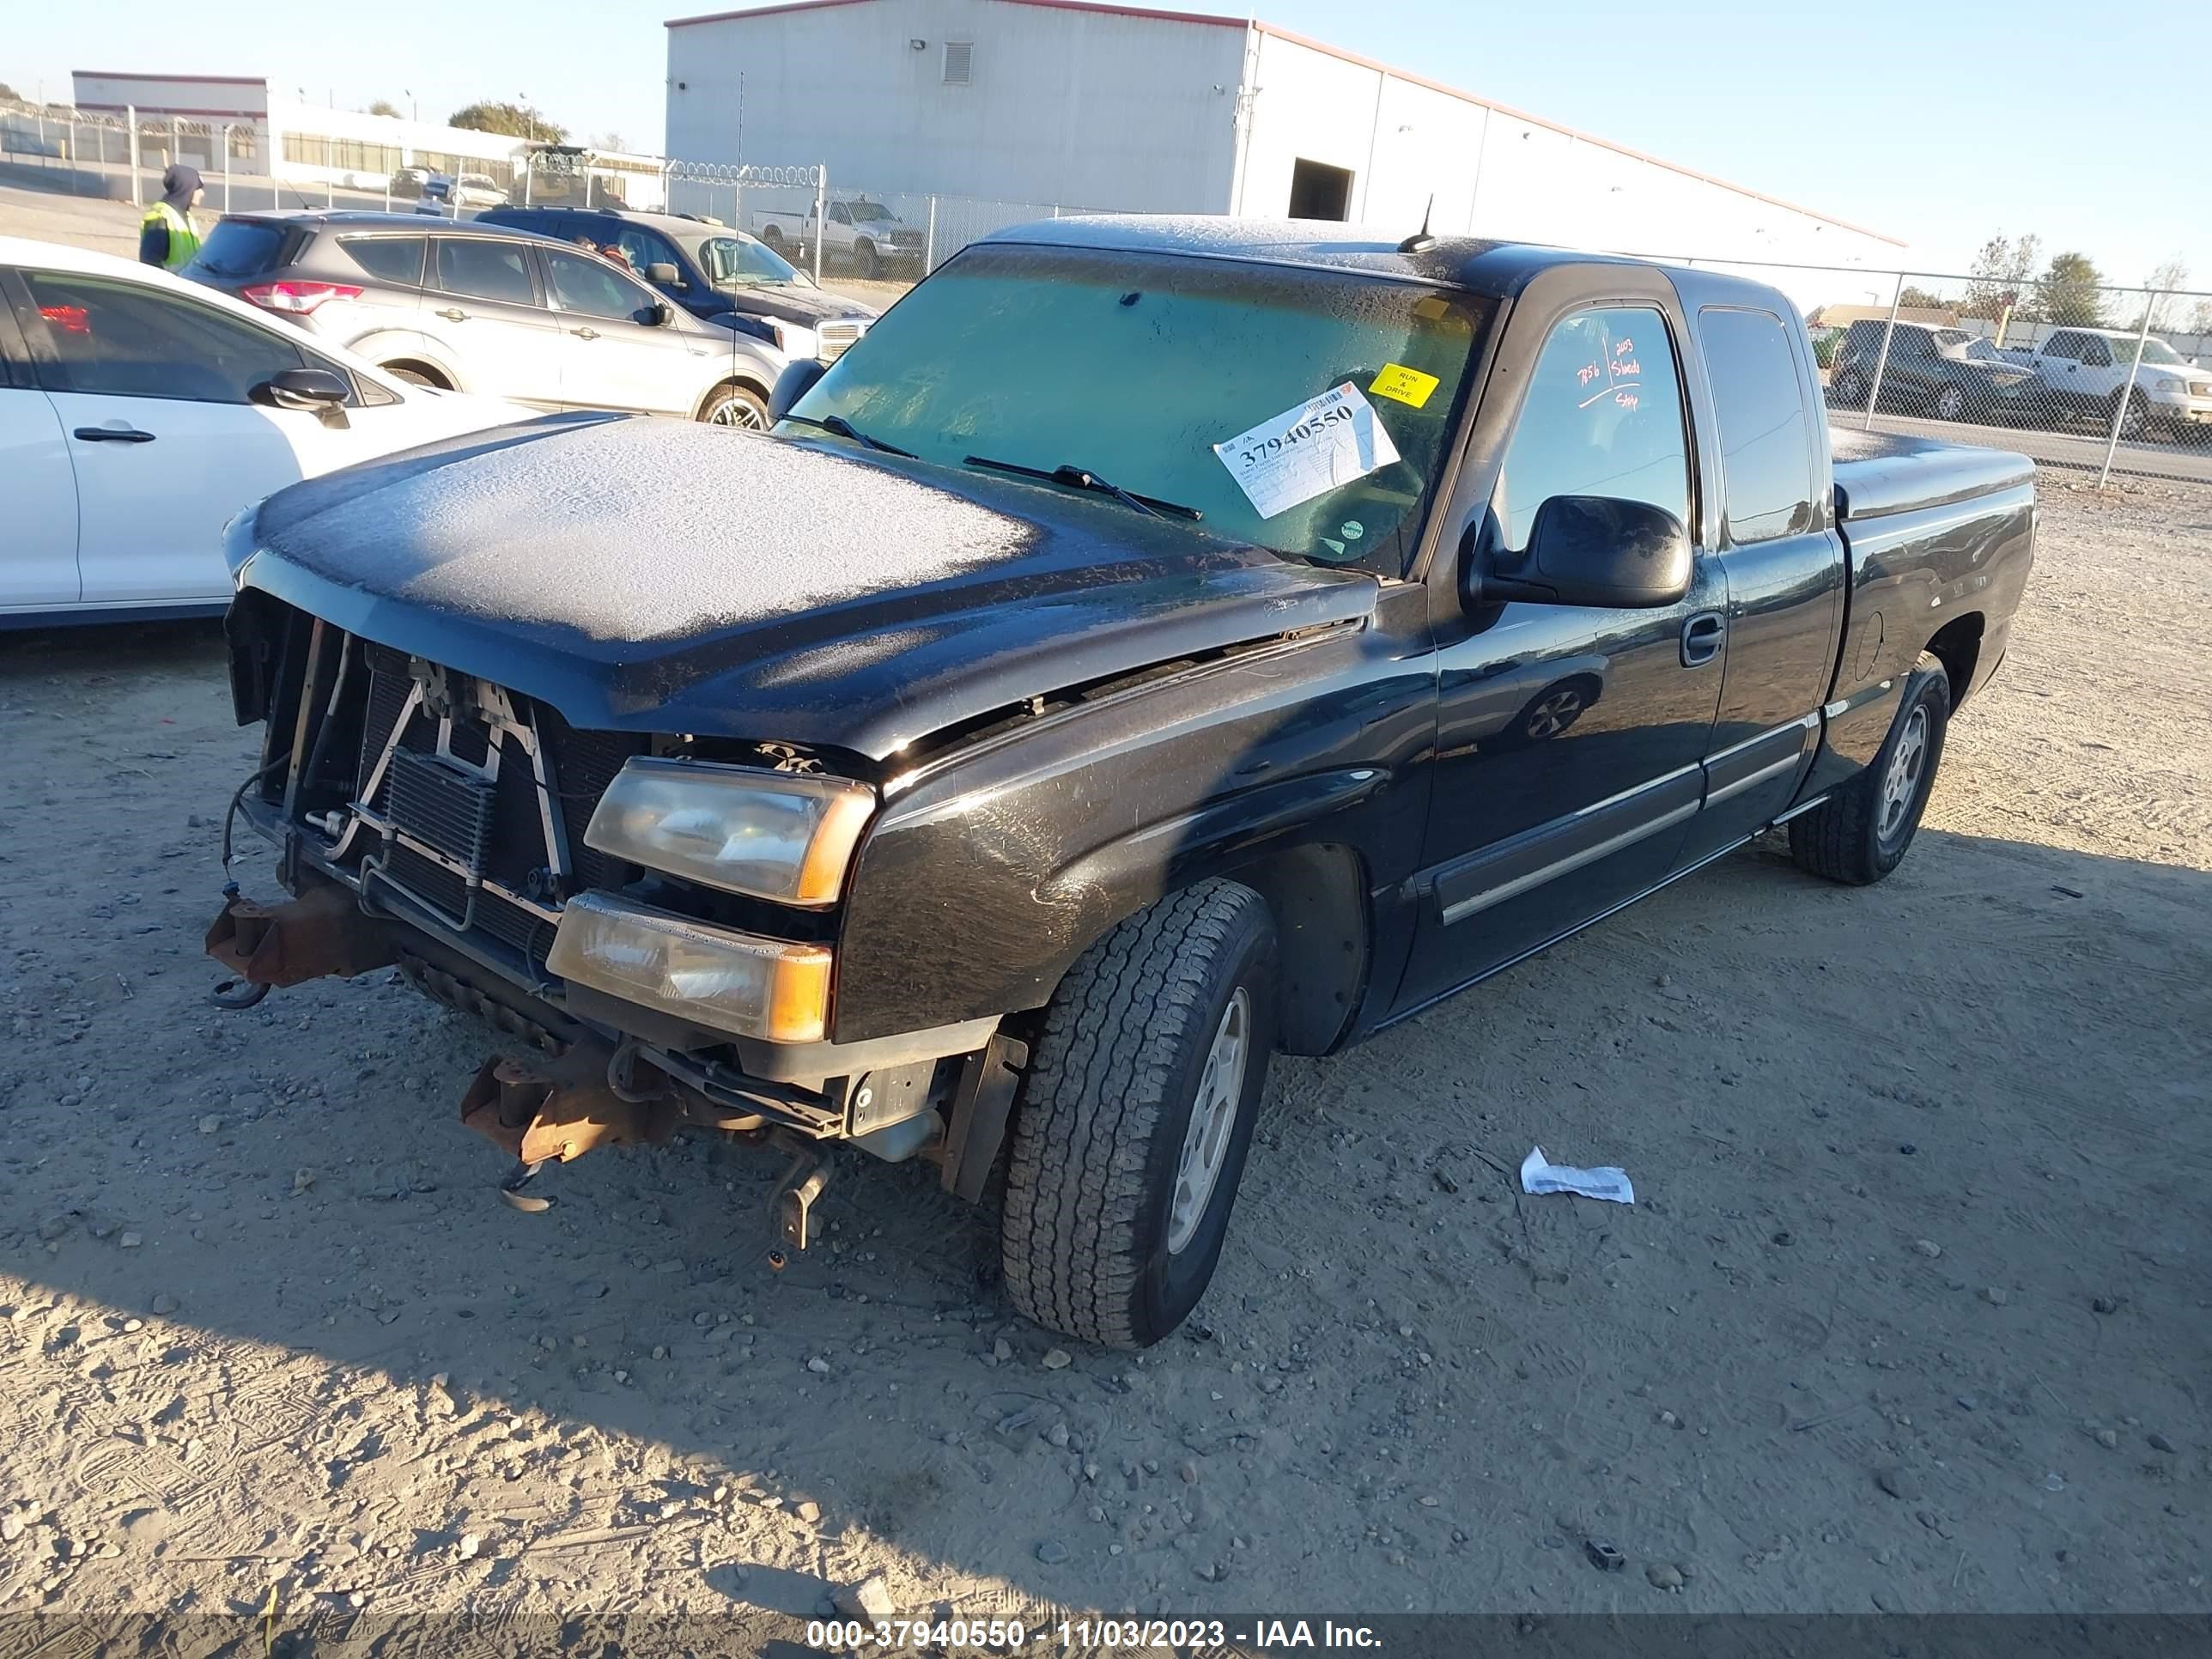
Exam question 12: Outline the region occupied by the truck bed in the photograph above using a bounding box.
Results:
[1829,428,2037,522]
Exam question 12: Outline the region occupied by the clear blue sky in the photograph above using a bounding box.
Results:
[10,0,2206,295]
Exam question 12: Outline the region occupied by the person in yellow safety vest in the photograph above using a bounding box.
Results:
[138,165,204,270]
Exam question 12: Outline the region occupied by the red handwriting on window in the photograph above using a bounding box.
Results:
[1577,361,1601,386]
[1614,390,1640,410]
[1608,357,1641,378]
[1613,337,1635,356]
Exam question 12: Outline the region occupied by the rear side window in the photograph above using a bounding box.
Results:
[434,239,537,306]
[342,236,426,286]
[1491,305,1691,555]
[1699,307,1814,545]
[190,219,293,278]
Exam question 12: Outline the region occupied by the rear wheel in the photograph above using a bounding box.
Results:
[1788,655,1949,886]
[698,383,769,428]
[760,225,787,254]
[1000,880,1277,1349]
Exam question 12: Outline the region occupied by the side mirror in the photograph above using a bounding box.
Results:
[645,261,681,288]
[254,366,353,428]
[1478,495,1691,609]
[647,301,676,327]
[769,356,829,422]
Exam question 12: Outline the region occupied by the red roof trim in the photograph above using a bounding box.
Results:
[1253,23,1902,246]
[669,0,1240,27]
[73,70,268,87]
[667,0,876,27]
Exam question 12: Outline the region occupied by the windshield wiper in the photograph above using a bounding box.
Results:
[963,455,1201,521]
[781,413,915,458]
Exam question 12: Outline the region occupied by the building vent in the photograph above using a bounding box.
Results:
[943,41,973,85]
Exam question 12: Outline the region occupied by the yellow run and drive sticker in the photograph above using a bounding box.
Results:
[1369,363,1439,409]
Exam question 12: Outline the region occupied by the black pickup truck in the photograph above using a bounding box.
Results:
[209,218,2036,1348]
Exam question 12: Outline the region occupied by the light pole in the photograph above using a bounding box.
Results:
[404,88,416,123]
[519,94,535,144]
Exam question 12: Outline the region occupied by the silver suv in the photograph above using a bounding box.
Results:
[184,212,781,426]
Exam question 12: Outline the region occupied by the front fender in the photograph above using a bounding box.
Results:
[829,622,1436,1044]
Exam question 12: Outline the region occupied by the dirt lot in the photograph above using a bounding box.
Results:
[2,473,2208,1641]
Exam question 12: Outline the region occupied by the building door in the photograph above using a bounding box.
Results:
[1287,159,1353,221]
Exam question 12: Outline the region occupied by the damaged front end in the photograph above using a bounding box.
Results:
[209,596,1018,1250]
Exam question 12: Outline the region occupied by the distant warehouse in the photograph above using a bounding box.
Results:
[664,0,1905,269]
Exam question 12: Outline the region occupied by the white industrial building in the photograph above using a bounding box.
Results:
[65,72,666,209]
[664,0,1905,270]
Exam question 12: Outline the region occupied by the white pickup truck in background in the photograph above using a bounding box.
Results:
[749,198,927,279]
[2002,325,2212,440]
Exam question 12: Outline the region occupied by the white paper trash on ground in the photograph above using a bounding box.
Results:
[1520,1146,1635,1205]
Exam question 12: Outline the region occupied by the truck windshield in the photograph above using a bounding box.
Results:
[847,201,896,223]
[2130,337,2185,367]
[786,243,1491,574]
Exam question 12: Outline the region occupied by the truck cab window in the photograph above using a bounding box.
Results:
[1699,307,1814,544]
[1491,305,1690,554]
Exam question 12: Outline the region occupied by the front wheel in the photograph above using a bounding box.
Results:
[2112,389,2150,441]
[850,239,879,280]
[1830,368,1869,409]
[1788,655,1949,885]
[1001,880,1277,1348]
[1934,384,1966,421]
[698,383,768,428]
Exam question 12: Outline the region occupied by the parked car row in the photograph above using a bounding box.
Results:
[1825,317,2212,442]
[180,211,799,426]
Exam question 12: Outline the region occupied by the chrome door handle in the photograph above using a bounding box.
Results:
[571,326,599,340]
[435,307,467,322]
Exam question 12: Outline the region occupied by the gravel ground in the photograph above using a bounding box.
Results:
[3,481,2209,1639]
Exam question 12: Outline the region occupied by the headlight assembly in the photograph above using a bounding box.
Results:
[582,757,875,906]
[547,891,831,1042]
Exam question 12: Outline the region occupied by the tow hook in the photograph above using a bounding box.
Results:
[765,1131,830,1269]
[458,1051,678,1169]
[205,878,396,1000]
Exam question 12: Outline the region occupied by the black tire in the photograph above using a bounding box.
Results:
[1788,654,1949,886]
[761,225,786,254]
[1830,368,1868,409]
[851,239,879,280]
[2111,389,2150,442]
[384,364,446,390]
[698,382,769,428]
[1001,880,1277,1349]
[1934,383,1966,421]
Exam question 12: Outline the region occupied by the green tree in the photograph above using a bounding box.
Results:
[0,82,21,103]
[367,97,402,118]
[1961,231,2041,320]
[2034,252,2106,327]
[447,100,566,143]
[1898,285,1948,311]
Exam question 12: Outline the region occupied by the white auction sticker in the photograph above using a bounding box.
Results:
[1212,383,1401,520]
